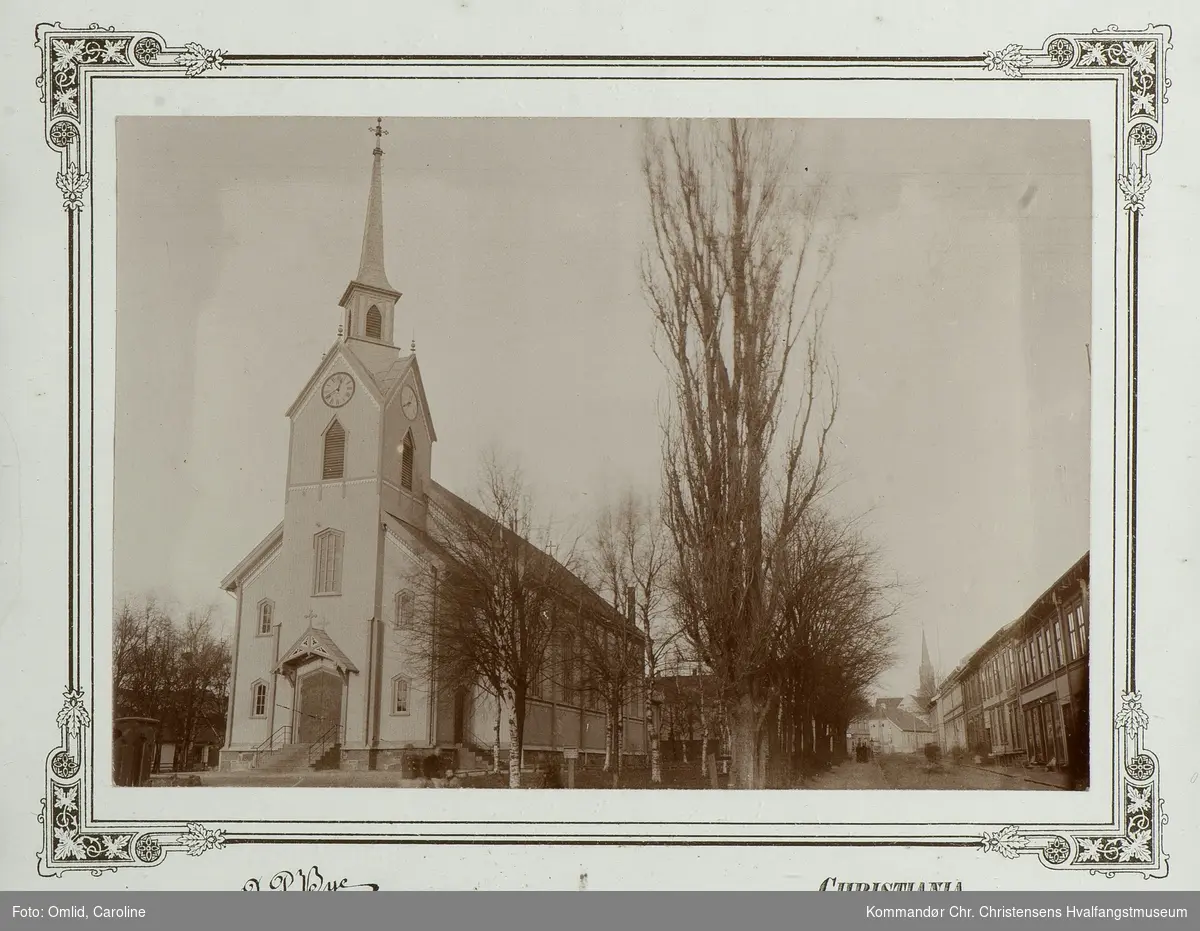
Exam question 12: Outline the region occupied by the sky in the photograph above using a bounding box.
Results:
[114,117,1091,698]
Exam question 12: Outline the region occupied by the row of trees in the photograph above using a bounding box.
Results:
[113,596,231,771]
[401,119,899,789]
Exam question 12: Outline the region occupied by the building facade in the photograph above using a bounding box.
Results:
[928,553,1088,781]
[218,131,645,773]
[849,698,935,755]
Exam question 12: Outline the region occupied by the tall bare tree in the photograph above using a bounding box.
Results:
[404,452,579,788]
[589,491,676,782]
[643,118,838,788]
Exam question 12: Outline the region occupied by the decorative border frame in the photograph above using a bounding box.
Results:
[32,21,1170,880]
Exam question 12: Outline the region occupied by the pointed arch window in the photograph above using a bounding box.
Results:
[256,599,274,636]
[323,419,346,480]
[251,681,268,718]
[313,528,345,595]
[401,429,414,491]
[394,589,414,629]
[391,676,410,714]
[365,305,382,340]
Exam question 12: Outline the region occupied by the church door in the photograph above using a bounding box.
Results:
[296,669,343,744]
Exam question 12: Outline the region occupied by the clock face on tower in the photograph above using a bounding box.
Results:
[321,372,355,408]
[400,384,419,420]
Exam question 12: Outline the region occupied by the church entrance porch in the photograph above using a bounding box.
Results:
[295,668,344,744]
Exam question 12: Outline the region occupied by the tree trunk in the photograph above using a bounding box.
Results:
[648,698,661,784]
[506,691,521,788]
[614,710,624,785]
[730,692,766,789]
[698,701,709,776]
[492,700,502,774]
[603,711,612,772]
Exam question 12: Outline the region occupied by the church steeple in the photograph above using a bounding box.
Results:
[356,119,393,292]
[918,629,936,700]
[338,118,402,345]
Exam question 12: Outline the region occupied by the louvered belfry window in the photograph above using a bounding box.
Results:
[323,420,346,480]
[365,305,382,340]
[401,429,414,490]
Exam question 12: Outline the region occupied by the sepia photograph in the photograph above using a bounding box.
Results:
[109,115,1092,794]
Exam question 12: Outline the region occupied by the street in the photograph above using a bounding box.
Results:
[808,755,1068,791]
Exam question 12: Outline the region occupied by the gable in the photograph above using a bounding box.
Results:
[382,356,437,442]
[221,522,284,592]
[284,339,384,420]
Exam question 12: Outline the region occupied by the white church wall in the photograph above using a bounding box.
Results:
[228,545,283,750]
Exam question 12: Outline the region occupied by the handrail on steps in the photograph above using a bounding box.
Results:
[307,723,343,766]
[253,725,291,754]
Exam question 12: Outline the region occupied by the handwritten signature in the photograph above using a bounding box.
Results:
[243,865,379,891]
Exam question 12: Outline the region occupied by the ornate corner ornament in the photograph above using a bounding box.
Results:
[40,688,226,876]
[33,22,1168,878]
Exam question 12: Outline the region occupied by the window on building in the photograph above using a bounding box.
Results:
[1054,623,1066,669]
[251,682,268,717]
[394,589,413,629]
[257,600,274,635]
[1036,632,1047,679]
[401,430,414,491]
[1078,606,1088,654]
[313,529,344,594]
[323,419,346,480]
[392,677,409,714]
[365,305,382,340]
[1067,610,1080,661]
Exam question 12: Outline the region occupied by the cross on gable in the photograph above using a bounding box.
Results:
[304,609,319,625]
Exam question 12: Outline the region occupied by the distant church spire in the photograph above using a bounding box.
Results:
[355,118,393,292]
[919,629,936,698]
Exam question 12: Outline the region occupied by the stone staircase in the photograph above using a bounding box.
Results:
[254,742,315,772]
[456,747,492,773]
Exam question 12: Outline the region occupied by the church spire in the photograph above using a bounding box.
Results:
[918,629,936,699]
[355,118,393,292]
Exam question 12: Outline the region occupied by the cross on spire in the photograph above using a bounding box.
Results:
[370,117,388,156]
[304,609,319,626]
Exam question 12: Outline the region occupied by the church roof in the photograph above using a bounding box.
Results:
[220,521,284,592]
[384,481,640,639]
[275,626,359,675]
[343,339,413,397]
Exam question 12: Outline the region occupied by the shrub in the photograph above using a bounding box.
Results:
[422,753,442,779]
[542,759,563,788]
[923,742,942,763]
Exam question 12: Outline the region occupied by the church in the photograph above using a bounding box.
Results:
[218,124,646,775]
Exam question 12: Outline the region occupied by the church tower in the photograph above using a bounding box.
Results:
[221,120,441,767]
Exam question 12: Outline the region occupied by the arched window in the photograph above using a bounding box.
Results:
[400,429,414,490]
[251,681,268,717]
[323,419,346,480]
[392,676,410,714]
[365,305,382,340]
[313,529,344,594]
[394,589,413,629]
[257,599,274,636]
